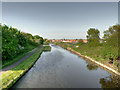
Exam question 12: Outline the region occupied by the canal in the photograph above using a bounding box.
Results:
[12,45,120,88]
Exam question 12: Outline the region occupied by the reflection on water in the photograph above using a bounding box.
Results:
[100,75,120,88]
[85,60,120,88]
[86,63,98,71]
[12,45,120,88]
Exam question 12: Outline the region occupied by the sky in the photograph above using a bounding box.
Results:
[2,2,118,39]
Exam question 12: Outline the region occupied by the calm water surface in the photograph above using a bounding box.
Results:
[12,45,120,88]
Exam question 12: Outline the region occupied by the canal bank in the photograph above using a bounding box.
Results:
[0,45,51,89]
[11,45,120,88]
[58,45,120,76]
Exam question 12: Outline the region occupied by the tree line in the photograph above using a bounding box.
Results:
[1,24,44,61]
[54,24,120,72]
[76,24,120,71]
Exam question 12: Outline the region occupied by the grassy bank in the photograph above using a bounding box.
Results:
[2,45,38,69]
[54,42,120,75]
[0,46,44,89]
[70,45,119,73]
[2,24,44,67]
[43,44,51,51]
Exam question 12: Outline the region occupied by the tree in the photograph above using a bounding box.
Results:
[86,28,100,46]
[103,24,120,61]
[16,31,27,47]
[34,35,44,44]
[103,24,119,40]
[34,35,41,39]
[26,33,33,39]
[2,24,43,61]
[39,37,44,44]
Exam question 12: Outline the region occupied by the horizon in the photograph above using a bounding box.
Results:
[2,2,118,39]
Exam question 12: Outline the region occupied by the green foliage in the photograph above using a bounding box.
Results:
[2,44,37,69]
[0,47,43,89]
[2,24,44,62]
[44,40,50,44]
[103,24,119,60]
[26,33,33,39]
[34,35,41,39]
[55,24,120,72]
[77,39,83,46]
[34,35,44,44]
[43,45,51,51]
[16,31,27,47]
[103,24,119,40]
[86,28,100,46]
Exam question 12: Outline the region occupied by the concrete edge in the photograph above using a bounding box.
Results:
[65,46,120,76]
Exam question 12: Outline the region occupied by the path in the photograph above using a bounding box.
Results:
[12,45,120,88]
[0,45,42,75]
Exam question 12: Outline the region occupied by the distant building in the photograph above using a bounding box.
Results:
[82,39,87,43]
[82,39,103,43]
[61,39,77,44]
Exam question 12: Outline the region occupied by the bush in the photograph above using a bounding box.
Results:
[2,24,44,62]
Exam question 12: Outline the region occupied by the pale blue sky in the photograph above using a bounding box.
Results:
[2,2,118,39]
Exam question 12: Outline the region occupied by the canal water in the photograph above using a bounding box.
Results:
[12,45,120,88]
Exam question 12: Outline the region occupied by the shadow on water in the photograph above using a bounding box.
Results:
[11,45,120,88]
[86,62,98,71]
[100,75,120,88]
[85,61,120,88]
[84,58,120,88]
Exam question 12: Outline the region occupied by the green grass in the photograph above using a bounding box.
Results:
[55,42,119,72]
[2,45,38,69]
[0,46,44,89]
[43,45,51,51]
